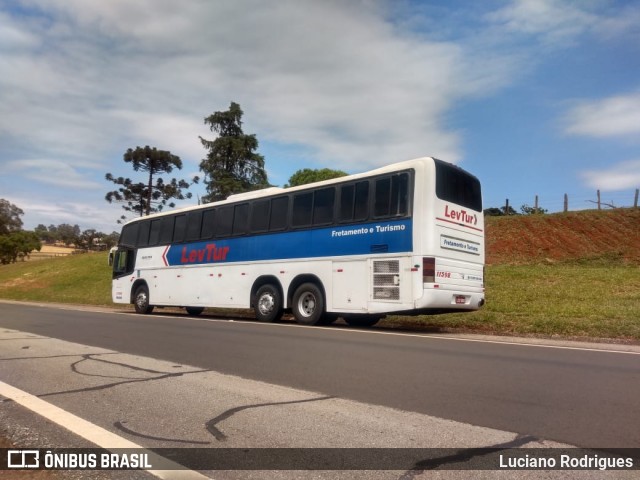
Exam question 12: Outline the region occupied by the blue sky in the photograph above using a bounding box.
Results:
[1,0,639,233]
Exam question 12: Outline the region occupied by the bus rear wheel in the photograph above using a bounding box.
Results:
[254,284,283,322]
[186,307,204,316]
[292,283,324,326]
[133,285,154,314]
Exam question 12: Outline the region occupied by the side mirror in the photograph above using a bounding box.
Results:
[108,247,117,266]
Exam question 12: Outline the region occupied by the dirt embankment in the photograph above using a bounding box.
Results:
[485,208,640,265]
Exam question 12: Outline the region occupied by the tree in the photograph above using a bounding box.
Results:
[483,207,504,217]
[199,102,269,202]
[103,231,120,248]
[0,231,41,264]
[35,224,50,243]
[483,206,518,216]
[285,168,348,187]
[106,145,198,222]
[520,204,548,215]
[75,229,97,250]
[56,223,81,246]
[0,199,24,235]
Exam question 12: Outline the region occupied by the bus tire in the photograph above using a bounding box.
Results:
[186,307,204,316]
[254,284,283,322]
[292,283,324,326]
[133,285,154,314]
[344,315,380,327]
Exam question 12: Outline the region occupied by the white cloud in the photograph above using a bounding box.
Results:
[581,159,640,191]
[564,92,640,138]
[6,194,125,232]
[5,159,101,189]
[1,0,506,177]
[108,110,210,166]
[486,0,597,45]
[0,11,39,50]
[2,0,637,229]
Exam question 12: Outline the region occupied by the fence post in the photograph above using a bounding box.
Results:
[534,195,539,214]
[564,194,568,212]
[505,198,510,215]
[634,189,639,208]
[597,190,601,210]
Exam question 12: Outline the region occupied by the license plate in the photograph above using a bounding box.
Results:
[455,295,466,305]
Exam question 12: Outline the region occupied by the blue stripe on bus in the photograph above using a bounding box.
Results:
[164,218,412,266]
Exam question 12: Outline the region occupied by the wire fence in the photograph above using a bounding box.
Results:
[494,189,639,214]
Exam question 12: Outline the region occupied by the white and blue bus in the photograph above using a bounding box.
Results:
[112,157,484,327]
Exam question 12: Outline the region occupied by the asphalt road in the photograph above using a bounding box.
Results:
[1,301,639,452]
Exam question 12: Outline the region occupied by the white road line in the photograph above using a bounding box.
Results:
[3,299,639,355]
[168,314,640,356]
[0,380,210,480]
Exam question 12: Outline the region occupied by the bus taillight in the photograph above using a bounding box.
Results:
[423,257,435,283]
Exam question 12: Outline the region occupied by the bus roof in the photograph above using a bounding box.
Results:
[120,156,442,226]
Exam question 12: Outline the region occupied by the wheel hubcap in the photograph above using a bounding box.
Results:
[136,293,147,309]
[258,294,275,315]
[298,293,316,317]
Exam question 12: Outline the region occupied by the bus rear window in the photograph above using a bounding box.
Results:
[434,160,482,212]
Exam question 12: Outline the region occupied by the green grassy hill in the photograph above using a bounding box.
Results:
[0,209,638,340]
[0,252,112,305]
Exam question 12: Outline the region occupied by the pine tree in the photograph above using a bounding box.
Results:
[199,102,269,202]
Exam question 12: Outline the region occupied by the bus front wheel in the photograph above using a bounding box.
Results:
[133,285,154,314]
[254,284,283,322]
[292,283,324,326]
[186,307,204,316]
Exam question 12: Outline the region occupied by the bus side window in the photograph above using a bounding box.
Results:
[354,181,369,220]
[233,204,250,235]
[391,173,409,216]
[339,184,355,222]
[201,209,216,239]
[250,200,270,233]
[173,215,187,243]
[137,221,151,247]
[159,215,175,244]
[374,174,409,218]
[120,223,139,247]
[269,196,288,231]
[374,177,391,217]
[339,181,369,223]
[216,206,233,238]
[186,211,203,242]
[149,219,162,246]
[292,192,313,227]
[313,187,335,225]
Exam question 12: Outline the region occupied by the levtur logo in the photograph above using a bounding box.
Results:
[7,450,39,468]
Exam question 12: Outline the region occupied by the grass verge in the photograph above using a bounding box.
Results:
[0,252,112,306]
[0,253,639,341]
[393,262,640,341]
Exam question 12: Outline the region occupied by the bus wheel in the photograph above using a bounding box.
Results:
[133,285,154,314]
[344,315,380,327]
[255,284,283,322]
[186,307,204,316]
[292,283,324,326]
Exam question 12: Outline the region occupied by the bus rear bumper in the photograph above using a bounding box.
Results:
[415,286,485,311]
